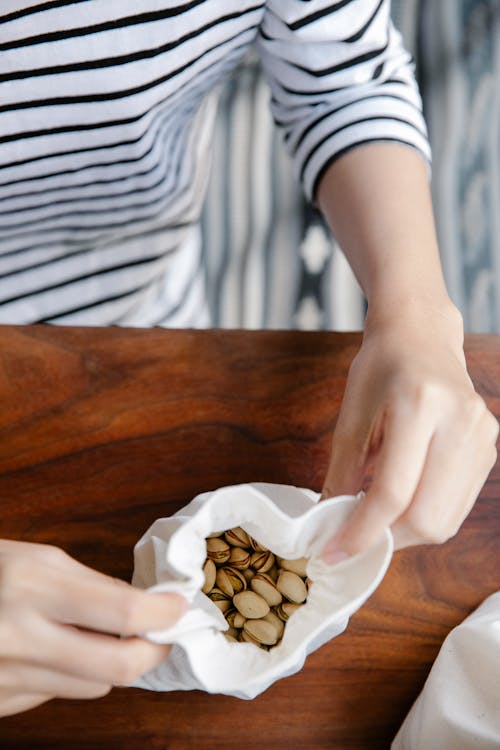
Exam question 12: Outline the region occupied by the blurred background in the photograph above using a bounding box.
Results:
[201,0,500,333]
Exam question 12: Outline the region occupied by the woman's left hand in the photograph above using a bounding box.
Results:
[321,308,499,562]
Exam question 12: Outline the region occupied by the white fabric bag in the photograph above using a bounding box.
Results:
[392,592,500,749]
[132,482,393,699]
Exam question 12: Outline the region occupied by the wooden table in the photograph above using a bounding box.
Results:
[1,325,499,749]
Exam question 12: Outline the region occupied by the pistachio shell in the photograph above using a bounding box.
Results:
[206,537,231,565]
[212,598,232,614]
[250,550,275,573]
[206,530,225,538]
[242,568,255,582]
[233,590,270,619]
[224,527,251,548]
[240,629,268,650]
[224,634,239,643]
[216,568,234,597]
[233,612,246,629]
[229,547,251,570]
[225,608,238,628]
[283,602,302,618]
[226,609,247,629]
[216,566,247,597]
[249,536,267,552]
[244,618,279,646]
[225,626,239,639]
[208,587,230,602]
[263,610,285,638]
[267,565,279,582]
[275,602,302,622]
[202,558,216,594]
[277,556,309,578]
[209,590,232,614]
[276,570,307,603]
[251,573,282,607]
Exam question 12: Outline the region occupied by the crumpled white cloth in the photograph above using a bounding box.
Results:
[131,482,393,699]
[392,592,500,749]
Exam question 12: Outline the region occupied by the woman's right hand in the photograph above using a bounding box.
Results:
[0,539,187,718]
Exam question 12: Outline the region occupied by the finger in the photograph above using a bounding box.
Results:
[392,424,498,548]
[320,427,366,501]
[322,403,435,561]
[0,660,111,701]
[0,690,51,719]
[33,565,188,637]
[0,541,188,637]
[0,540,71,569]
[30,621,172,686]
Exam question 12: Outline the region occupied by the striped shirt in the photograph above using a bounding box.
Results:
[0,0,430,327]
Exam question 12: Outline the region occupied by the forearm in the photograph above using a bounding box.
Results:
[317,147,498,558]
[316,143,463,341]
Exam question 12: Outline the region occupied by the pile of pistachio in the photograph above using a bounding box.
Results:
[202,526,310,650]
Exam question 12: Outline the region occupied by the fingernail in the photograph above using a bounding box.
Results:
[322,548,349,565]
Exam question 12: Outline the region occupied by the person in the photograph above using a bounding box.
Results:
[0,0,497,718]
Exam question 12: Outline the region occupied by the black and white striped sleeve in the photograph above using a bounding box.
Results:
[255,0,431,202]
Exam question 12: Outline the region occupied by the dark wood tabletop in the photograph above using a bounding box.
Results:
[1,325,499,750]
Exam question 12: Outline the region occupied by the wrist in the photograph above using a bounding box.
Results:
[365,293,464,350]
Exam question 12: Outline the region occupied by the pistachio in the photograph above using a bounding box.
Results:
[233,612,246,629]
[216,566,247,597]
[251,573,282,607]
[225,608,238,628]
[244,618,279,646]
[226,608,247,629]
[202,558,216,594]
[267,565,279,582]
[208,587,229,600]
[233,590,270,619]
[229,547,252,570]
[208,587,232,614]
[206,537,231,565]
[275,602,302,622]
[276,570,307,603]
[263,610,285,638]
[224,527,251,548]
[202,530,310,649]
[249,536,267,552]
[250,550,275,573]
[277,556,309,578]
[216,568,234,597]
[239,629,268,649]
[212,598,232,614]
[242,568,255,582]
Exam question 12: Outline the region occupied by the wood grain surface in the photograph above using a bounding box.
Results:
[0,325,499,750]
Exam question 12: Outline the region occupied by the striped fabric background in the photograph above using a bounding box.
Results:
[201,0,424,331]
[200,52,368,332]
[200,51,306,329]
[419,0,500,332]
[203,0,500,333]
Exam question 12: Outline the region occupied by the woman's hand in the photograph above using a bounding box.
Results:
[316,144,498,562]
[321,307,499,562]
[0,540,187,718]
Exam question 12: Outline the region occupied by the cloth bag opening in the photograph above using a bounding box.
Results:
[132,482,393,699]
